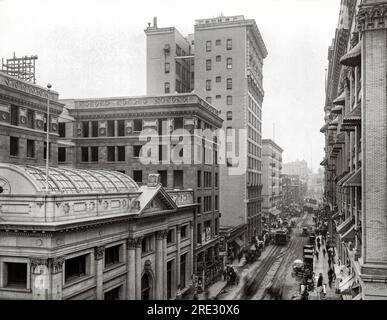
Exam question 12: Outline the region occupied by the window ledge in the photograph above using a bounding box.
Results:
[63,274,94,289]
[104,262,125,273]
[0,287,31,293]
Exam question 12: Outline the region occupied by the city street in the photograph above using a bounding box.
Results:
[211,212,340,300]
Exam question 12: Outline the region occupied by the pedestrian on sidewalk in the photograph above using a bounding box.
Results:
[315,250,319,260]
[317,273,323,291]
[323,248,326,258]
[317,242,321,251]
[328,269,333,288]
[328,257,332,269]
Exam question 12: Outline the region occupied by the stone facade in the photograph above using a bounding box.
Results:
[321,0,387,299]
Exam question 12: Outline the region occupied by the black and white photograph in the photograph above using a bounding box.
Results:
[0,0,386,304]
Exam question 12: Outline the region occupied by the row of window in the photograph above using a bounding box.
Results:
[248,96,262,120]
[206,57,232,71]
[9,105,50,131]
[248,156,261,171]
[196,218,219,245]
[206,39,232,52]
[206,78,232,91]
[197,171,218,188]
[248,141,262,158]
[10,137,39,158]
[248,126,261,144]
[205,95,232,105]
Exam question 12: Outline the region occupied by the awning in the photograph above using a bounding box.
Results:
[270,208,281,216]
[352,293,362,300]
[333,91,346,106]
[234,237,244,247]
[320,123,328,133]
[343,169,361,187]
[337,171,350,186]
[343,103,361,124]
[337,218,354,235]
[340,42,361,67]
[331,105,343,114]
[320,158,328,166]
[341,224,355,242]
[330,117,339,126]
[339,274,355,292]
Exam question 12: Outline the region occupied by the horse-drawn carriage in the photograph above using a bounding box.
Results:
[245,244,261,263]
[224,265,239,285]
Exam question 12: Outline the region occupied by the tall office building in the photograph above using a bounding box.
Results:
[145,14,268,253]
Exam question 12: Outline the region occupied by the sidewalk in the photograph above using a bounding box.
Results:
[310,236,340,300]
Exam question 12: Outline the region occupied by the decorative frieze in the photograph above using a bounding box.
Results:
[94,246,105,260]
[156,230,168,240]
[358,3,387,32]
[51,257,65,274]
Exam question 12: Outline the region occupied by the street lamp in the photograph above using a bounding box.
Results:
[45,83,52,193]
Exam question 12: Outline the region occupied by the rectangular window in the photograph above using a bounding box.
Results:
[174,117,183,130]
[81,147,89,162]
[107,146,115,161]
[91,146,98,162]
[91,121,98,137]
[10,136,19,156]
[167,260,173,299]
[173,170,183,188]
[197,170,201,187]
[107,120,115,137]
[105,245,121,268]
[175,62,181,77]
[227,96,232,105]
[181,225,188,239]
[227,111,233,120]
[165,62,170,73]
[165,82,170,93]
[10,105,18,126]
[167,229,175,244]
[104,286,121,300]
[206,97,212,104]
[227,78,232,90]
[27,109,34,129]
[216,55,221,62]
[206,80,211,91]
[65,254,87,283]
[133,145,142,157]
[197,197,201,214]
[216,76,221,83]
[133,170,143,183]
[26,139,35,158]
[117,146,125,161]
[227,58,232,69]
[58,147,66,162]
[117,120,125,136]
[215,172,219,187]
[226,39,232,50]
[5,262,27,289]
[197,223,202,243]
[206,59,211,71]
[216,95,221,100]
[133,119,143,132]
[158,170,168,187]
[216,39,221,46]
[59,122,66,137]
[215,218,219,235]
[215,195,219,210]
[206,40,212,52]
[82,121,89,137]
[142,235,153,253]
[180,253,187,288]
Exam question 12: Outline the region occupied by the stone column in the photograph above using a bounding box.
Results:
[176,225,181,291]
[190,222,194,279]
[126,238,137,300]
[50,257,65,300]
[162,230,168,299]
[30,258,50,300]
[135,237,143,300]
[155,231,164,300]
[95,246,105,300]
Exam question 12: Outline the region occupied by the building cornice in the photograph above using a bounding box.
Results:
[358,2,387,32]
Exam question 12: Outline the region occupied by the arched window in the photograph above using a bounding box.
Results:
[141,273,151,300]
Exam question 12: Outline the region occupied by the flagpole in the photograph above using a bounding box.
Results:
[45,83,52,193]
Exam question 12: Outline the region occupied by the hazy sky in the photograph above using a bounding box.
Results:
[0,0,340,172]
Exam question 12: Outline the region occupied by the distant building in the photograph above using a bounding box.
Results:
[281,174,306,207]
[0,165,195,300]
[261,139,283,230]
[145,14,268,258]
[282,160,309,181]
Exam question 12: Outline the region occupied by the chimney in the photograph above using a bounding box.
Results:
[153,17,157,28]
